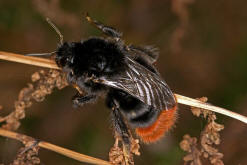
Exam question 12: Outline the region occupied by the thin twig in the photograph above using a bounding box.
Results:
[0,128,111,165]
[0,51,59,69]
[0,50,247,124]
[175,94,247,124]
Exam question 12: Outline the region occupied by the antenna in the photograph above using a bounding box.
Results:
[46,18,64,45]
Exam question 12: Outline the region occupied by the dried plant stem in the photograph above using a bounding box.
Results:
[175,94,247,124]
[0,128,111,165]
[0,51,59,69]
[1,50,247,124]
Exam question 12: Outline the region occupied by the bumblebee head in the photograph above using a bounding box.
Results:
[55,42,77,68]
[26,18,125,77]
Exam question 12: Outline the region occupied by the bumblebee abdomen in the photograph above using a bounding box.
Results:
[128,106,159,128]
[106,89,160,128]
[135,105,177,143]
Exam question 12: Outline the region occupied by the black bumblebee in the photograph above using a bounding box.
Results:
[29,14,177,147]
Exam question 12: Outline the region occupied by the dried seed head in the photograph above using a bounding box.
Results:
[1,69,68,131]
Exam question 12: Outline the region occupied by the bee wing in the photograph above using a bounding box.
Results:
[99,57,176,111]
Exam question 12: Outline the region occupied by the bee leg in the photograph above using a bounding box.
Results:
[72,92,96,108]
[111,99,131,150]
[85,13,122,40]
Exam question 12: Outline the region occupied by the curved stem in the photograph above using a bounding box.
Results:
[0,51,59,69]
[175,94,247,124]
[0,128,111,165]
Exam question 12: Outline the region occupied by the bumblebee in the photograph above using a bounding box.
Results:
[30,14,177,147]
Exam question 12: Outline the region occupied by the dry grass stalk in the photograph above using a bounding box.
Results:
[0,51,59,69]
[0,128,111,165]
[0,51,246,124]
[175,94,247,124]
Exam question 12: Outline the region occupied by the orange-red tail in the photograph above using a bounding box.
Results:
[135,106,177,143]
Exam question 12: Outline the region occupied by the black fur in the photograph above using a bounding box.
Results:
[54,15,162,146]
[56,37,159,127]
[56,38,126,77]
[106,89,159,127]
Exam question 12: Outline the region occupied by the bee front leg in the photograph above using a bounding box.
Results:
[72,92,96,108]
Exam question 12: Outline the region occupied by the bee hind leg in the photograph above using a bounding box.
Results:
[110,99,131,150]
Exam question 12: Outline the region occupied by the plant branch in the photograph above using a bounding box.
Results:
[175,94,247,124]
[0,51,59,69]
[0,50,247,124]
[0,128,111,165]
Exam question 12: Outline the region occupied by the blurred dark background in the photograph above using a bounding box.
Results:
[0,0,247,164]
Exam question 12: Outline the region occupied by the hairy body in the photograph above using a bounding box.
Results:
[54,15,177,146]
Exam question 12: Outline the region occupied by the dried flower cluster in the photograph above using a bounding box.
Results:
[0,69,68,165]
[0,70,68,131]
[109,135,140,165]
[180,97,225,165]
[10,142,40,165]
[180,134,202,165]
